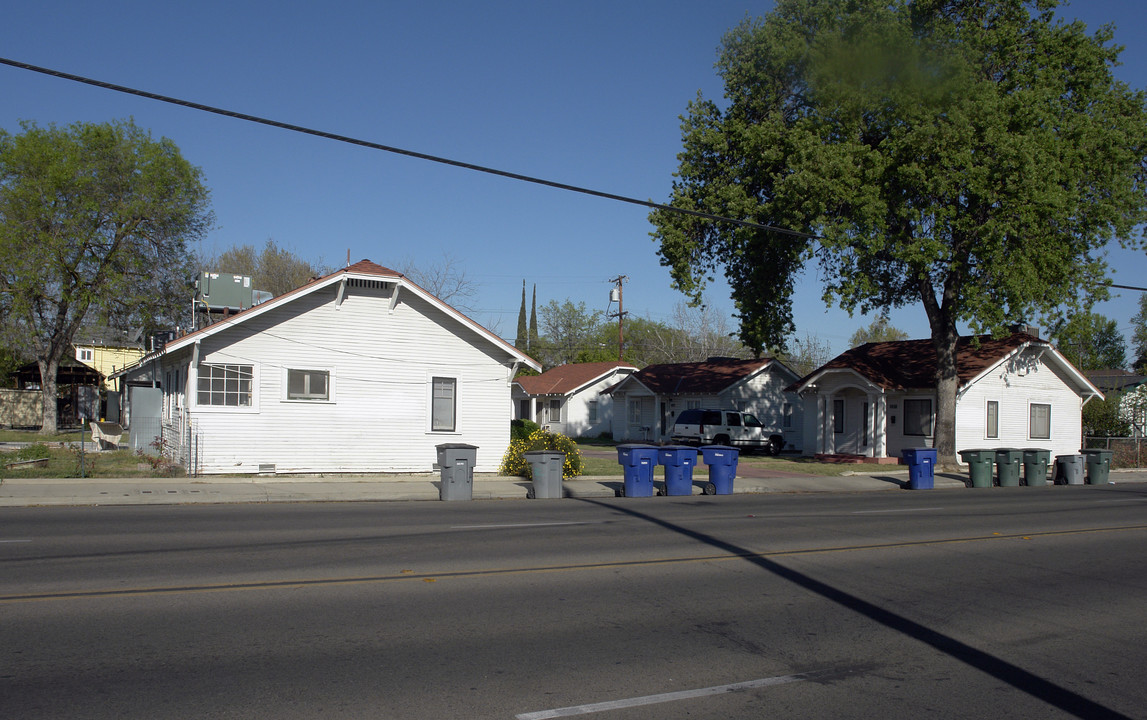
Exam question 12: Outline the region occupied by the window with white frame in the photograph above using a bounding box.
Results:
[77,348,93,362]
[547,398,561,423]
[1030,403,1051,440]
[588,400,598,424]
[197,364,253,407]
[904,398,933,436]
[783,403,793,429]
[986,400,999,439]
[629,398,645,425]
[286,368,330,401]
[431,377,457,432]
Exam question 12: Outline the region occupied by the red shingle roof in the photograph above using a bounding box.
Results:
[515,361,636,396]
[798,333,1045,390]
[627,358,776,395]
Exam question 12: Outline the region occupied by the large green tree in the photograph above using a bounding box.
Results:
[1049,312,1126,370]
[0,119,212,434]
[652,0,1147,464]
[849,317,910,348]
[533,300,604,369]
[1131,295,1147,373]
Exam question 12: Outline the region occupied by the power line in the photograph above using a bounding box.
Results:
[0,56,817,241]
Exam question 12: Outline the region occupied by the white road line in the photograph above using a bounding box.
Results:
[515,673,810,719]
[852,507,943,514]
[451,521,601,530]
[0,538,33,543]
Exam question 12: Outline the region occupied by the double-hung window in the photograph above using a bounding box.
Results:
[986,401,999,439]
[1030,403,1051,440]
[431,377,457,432]
[904,398,933,437]
[198,364,253,407]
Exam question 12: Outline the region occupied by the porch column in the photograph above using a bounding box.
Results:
[871,392,888,459]
[824,394,836,455]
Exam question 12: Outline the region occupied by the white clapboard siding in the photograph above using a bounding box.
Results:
[956,348,1084,459]
[173,281,514,474]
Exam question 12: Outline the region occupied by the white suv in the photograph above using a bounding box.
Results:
[670,408,783,455]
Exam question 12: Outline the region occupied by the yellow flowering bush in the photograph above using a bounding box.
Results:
[499,429,584,479]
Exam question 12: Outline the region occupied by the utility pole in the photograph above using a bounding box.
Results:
[607,275,628,361]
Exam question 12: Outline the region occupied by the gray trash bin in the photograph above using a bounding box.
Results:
[436,443,477,501]
[524,450,565,499]
[1055,454,1084,485]
[1082,448,1114,485]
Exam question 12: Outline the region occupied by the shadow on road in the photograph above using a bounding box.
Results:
[581,497,1132,720]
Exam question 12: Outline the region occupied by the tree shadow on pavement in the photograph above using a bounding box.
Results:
[580,498,1133,720]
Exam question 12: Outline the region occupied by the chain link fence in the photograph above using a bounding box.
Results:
[1084,436,1146,468]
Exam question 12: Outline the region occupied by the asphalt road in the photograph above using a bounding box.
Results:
[3,486,1146,719]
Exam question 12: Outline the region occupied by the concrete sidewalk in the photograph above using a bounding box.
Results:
[2,468,1144,507]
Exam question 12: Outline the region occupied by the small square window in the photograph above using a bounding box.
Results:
[287,369,329,401]
[904,398,933,436]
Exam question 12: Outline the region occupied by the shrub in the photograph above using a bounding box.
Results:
[510,418,541,442]
[500,429,584,479]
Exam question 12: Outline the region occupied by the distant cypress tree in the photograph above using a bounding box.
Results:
[515,280,528,350]
[529,284,539,350]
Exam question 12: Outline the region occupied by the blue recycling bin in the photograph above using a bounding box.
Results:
[616,444,658,497]
[902,447,937,490]
[657,445,698,496]
[700,445,739,495]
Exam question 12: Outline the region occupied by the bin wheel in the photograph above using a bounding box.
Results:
[617,488,625,498]
[656,487,665,496]
[704,482,716,495]
[526,488,535,499]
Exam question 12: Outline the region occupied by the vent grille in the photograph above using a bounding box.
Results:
[348,279,392,290]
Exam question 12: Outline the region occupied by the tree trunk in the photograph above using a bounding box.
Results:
[37,357,60,436]
[932,325,961,471]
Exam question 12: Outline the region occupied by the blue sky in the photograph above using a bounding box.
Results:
[3,1,1145,359]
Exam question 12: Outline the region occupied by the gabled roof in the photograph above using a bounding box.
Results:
[788,333,1100,398]
[514,361,637,397]
[616,357,788,396]
[140,259,540,370]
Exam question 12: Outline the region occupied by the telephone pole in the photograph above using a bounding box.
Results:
[607,275,628,361]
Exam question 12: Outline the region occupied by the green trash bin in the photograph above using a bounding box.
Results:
[959,449,995,488]
[1082,449,1113,485]
[1022,448,1051,487]
[995,449,1022,487]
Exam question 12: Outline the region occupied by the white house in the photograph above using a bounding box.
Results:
[512,361,638,438]
[604,357,803,447]
[119,260,540,475]
[788,333,1102,461]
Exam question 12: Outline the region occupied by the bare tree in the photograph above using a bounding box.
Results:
[397,253,478,313]
[778,333,833,378]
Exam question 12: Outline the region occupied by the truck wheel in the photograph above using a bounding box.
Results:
[768,436,783,456]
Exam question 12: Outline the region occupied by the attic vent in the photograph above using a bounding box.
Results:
[348,279,392,290]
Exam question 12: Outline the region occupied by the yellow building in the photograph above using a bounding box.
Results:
[73,342,146,390]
